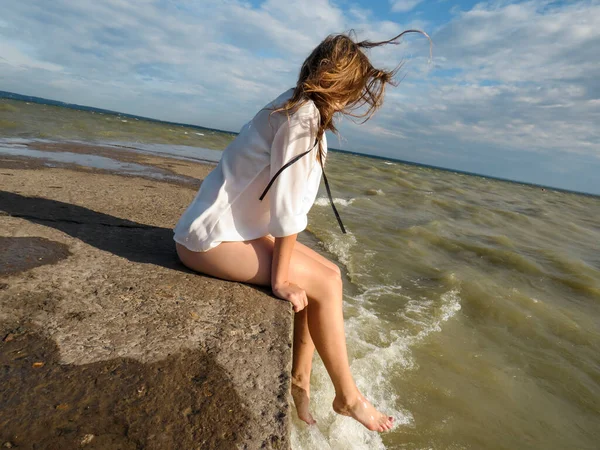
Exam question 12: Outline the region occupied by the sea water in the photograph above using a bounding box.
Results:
[294,152,600,449]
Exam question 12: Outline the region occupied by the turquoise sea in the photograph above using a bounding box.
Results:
[2,98,599,449]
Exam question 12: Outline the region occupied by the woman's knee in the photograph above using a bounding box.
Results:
[329,269,343,293]
[331,262,342,279]
[317,254,341,279]
[314,267,343,303]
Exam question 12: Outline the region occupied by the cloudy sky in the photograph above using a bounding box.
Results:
[1,0,599,194]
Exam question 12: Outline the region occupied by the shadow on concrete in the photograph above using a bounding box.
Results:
[0,321,252,449]
[1,190,186,270]
[0,190,275,297]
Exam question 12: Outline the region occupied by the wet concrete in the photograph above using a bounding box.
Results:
[0,145,189,182]
[0,149,293,449]
[0,140,207,187]
[0,138,223,166]
[0,237,71,276]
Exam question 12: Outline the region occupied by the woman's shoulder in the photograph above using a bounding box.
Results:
[294,98,319,119]
[253,89,319,135]
[271,88,319,119]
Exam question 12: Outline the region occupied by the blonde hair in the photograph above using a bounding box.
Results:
[274,29,432,163]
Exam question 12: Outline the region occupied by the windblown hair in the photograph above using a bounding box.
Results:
[274,29,431,163]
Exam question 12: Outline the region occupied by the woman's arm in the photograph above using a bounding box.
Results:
[271,234,308,313]
[266,103,318,313]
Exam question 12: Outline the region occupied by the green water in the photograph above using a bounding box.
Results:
[2,99,599,449]
[0,99,235,149]
[297,153,600,449]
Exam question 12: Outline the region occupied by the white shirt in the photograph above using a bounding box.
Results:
[173,88,326,252]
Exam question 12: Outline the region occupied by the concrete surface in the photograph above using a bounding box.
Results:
[0,142,294,449]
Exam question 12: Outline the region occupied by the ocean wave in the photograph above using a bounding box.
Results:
[349,284,405,303]
[347,287,462,348]
[291,288,462,449]
[314,197,356,207]
[395,178,417,189]
[406,225,547,275]
[319,230,357,267]
[365,188,384,196]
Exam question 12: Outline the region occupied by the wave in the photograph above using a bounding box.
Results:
[320,231,357,267]
[365,188,384,196]
[405,225,547,275]
[291,288,462,449]
[314,197,356,207]
[395,178,417,189]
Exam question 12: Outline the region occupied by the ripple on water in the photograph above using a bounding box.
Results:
[404,225,546,275]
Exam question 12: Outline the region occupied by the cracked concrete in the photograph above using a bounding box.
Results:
[0,146,294,449]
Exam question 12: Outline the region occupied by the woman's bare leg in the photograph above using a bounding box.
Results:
[176,240,394,432]
[291,308,316,424]
[270,237,342,424]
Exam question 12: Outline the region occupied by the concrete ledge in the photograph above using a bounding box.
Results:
[0,154,293,449]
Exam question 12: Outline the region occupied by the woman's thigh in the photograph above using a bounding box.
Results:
[175,239,340,300]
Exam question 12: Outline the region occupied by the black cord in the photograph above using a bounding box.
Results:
[260,138,347,234]
[321,167,347,234]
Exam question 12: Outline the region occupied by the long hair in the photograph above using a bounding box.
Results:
[273,29,432,163]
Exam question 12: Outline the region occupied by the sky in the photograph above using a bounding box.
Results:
[1,0,599,194]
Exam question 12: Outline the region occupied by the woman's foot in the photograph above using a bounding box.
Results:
[332,391,394,432]
[291,377,316,425]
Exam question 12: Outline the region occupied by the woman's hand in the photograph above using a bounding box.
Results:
[273,281,308,313]
[271,234,307,312]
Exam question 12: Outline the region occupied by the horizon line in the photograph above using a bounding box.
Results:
[1,89,597,198]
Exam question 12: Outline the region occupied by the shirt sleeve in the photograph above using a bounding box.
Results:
[267,104,319,237]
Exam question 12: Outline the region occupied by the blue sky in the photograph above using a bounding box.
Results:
[1,0,599,194]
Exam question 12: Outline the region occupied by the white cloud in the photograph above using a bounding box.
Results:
[0,41,63,72]
[0,0,430,127]
[434,0,600,85]
[390,0,424,13]
[343,1,600,167]
[0,0,599,192]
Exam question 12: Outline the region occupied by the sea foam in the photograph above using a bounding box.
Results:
[314,197,356,207]
[291,288,462,449]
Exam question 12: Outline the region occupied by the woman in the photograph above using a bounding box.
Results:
[174,30,429,432]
